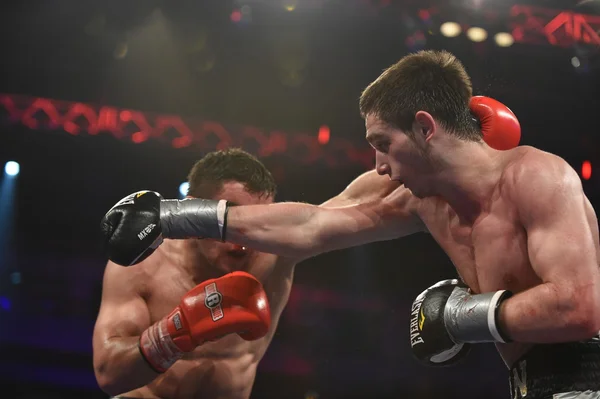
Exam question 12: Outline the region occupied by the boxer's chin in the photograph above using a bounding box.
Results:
[215,253,249,274]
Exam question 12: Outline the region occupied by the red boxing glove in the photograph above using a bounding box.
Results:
[139,271,271,372]
[470,96,521,150]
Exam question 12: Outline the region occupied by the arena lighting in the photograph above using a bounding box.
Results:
[440,22,461,38]
[582,161,592,180]
[0,296,10,311]
[230,9,242,23]
[510,5,600,47]
[4,161,19,177]
[10,272,21,285]
[572,56,581,68]
[494,32,514,47]
[467,27,488,42]
[318,125,330,145]
[0,94,375,169]
[179,182,189,198]
[282,0,298,11]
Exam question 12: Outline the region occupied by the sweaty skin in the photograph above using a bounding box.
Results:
[224,145,600,368]
[93,175,400,399]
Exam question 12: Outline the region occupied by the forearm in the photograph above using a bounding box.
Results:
[161,199,323,259]
[160,197,417,261]
[94,336,159,395]
[226,201,396,260]
[498,283,597,343]
[226,202,324,259]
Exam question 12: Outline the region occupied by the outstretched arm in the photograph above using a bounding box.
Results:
[498,153,600,343]
[102,173,421,267]
[226,184,424,262]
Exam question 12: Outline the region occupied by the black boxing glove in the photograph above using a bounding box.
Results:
[101,191,164,266]
[410,279,512,367]
[410,279,471,366]
[101,191,230,266]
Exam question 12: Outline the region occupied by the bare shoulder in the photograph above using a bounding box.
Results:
[102,253,157,299]
[503,146,580,195]
[501,146,583,223]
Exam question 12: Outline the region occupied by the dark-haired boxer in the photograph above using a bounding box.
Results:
[94,148,410,399]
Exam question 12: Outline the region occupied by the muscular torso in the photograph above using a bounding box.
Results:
[122,244,294,399]
[413,148,600,367]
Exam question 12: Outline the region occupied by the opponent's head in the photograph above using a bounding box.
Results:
[359,50,481,197]
[186,148,277,274]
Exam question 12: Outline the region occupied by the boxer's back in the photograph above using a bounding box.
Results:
[416,146,600,367]
[114,241,290,399]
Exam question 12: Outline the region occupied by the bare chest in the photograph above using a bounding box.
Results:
[145,269,267,358]
[421,198,540,294]
[133,263,277,398]
[143,256,291,360]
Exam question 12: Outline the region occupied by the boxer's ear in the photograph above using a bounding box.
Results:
[415,111,436,143]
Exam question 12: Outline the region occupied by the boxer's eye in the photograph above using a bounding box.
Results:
[375,142,389,153]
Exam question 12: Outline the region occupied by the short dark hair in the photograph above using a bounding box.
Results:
[359,50,480,141]
[187,148,277,199]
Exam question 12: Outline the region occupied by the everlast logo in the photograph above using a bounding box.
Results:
[138,224,156,240]
[410,296,426,347]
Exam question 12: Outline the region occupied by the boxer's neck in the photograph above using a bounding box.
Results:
[431,140,502,223]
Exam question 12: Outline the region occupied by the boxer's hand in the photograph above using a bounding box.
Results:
[101,191,164,267]
[409,279,471,366]
[139,272,271,373]
[470,96,521,150]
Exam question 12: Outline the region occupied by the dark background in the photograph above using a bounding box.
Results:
[0,0,599,398]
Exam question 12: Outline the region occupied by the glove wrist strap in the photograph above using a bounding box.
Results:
[139,318,184,373]
[160,199,228,241]
[444,288,513,344]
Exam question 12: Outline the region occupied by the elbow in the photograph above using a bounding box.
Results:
[566,309,600,340]
[94,360,124,396]
[563,284,600,339]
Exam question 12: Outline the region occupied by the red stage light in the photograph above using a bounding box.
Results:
[230,9,242,22]
[318,125,330,145]
[582,160,592,180]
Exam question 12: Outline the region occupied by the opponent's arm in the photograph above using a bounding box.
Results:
[92,261,157,395]
[497,153,600,343]
[93,263,271,396]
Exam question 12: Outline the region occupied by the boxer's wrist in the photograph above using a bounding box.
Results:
[444,288,513,344]
[160,199,229,241]
[139,318,184,373]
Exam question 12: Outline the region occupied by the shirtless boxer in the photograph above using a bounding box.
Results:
[101,50,600,398]
[94,148,410,399]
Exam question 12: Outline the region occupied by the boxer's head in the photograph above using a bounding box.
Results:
[186,148,277,275]
[360,50,481,197]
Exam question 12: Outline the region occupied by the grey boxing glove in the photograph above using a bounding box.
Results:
[410,279,472,366]
[410,279,513,366]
